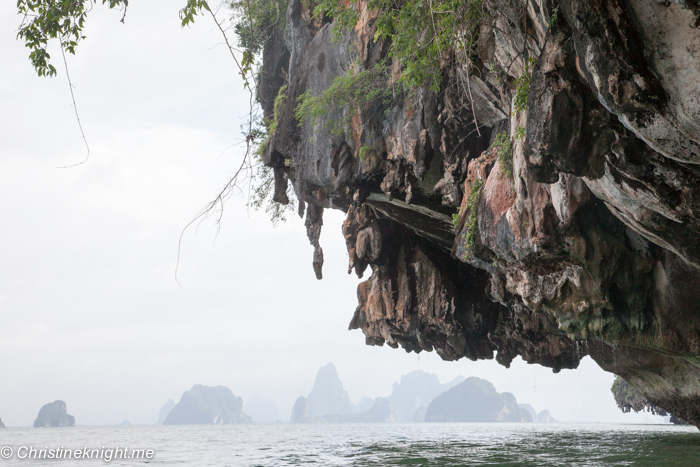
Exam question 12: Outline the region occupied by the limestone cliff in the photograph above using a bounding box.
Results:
[306,363,353,419]
[33,400,75,428]
[157,399,175,425]
[261,0,700,427]
[424,377,531,422]
[163,385,252,425]
[388,370,464,422]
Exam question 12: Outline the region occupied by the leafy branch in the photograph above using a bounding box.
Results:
[15,1,280,280]
[17,0,129,77]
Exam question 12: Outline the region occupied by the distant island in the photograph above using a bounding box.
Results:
[425,377,532,422]
[389,371,464,422]
[519,404,558,423]
[157,399,176,425]
[33,400,75,427]
[291,363,395,423]
[307,363,354,420]
[0,417,5,428]
[290,363,356,423]
[164,385,252,425]
[155,366,557,426]
[290,364,551,424]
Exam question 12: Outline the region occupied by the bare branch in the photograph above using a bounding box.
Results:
[57,40,90,169]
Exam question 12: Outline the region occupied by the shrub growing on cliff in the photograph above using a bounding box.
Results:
[491,132,513,178]
[295,63,396,134]
[463,178,484,255]
[250,86,297,224]
[228,0,287,55]
[314,0,484,91]
[512,57,535,115]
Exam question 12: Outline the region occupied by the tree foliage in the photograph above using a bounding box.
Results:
[17,0,128,77]
[228,0,287,56]
[15,1,222,77]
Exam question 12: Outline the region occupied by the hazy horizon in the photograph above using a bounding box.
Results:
[0,1,663,428]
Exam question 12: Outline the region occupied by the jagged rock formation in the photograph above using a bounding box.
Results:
[424,377,531,422]
[611,375,688,424]
[290,396,310,423]
[353,396,375,413]
[537,410,557,423]
[388,371,464,422]
[518,404,538,422]
[518,404,556,422]
[306,363,353,419]
[157,399,175,425]
[163,385,252,425]
[261,0,700,428]
[33,400,75,428]
[292,364,397,422]
[357,397,394,422]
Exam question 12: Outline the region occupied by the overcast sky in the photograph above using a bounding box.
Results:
[0,1,662,426]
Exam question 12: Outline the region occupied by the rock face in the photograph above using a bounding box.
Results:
[610,375,687,424]
[292,364,396,422]
[537,410,557,423]
[357,397,394,423]
[306,363,353,419]
[163,385,252,425]
[424,377,531,422]
[290,396,310,423]
[33,401,75,428]
[518,404,538,422]
[261,0,700,428]
[353,396,375,413]
[157,399,175,425]
[388,371,464,422]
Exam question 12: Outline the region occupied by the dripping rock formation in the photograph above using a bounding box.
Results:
[260,0,700,427]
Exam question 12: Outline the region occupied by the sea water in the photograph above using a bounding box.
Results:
[0,423,698,466]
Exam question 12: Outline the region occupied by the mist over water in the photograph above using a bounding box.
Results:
[1,424,698,466]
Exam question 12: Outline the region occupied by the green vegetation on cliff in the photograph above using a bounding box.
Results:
[315,0,483,91]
